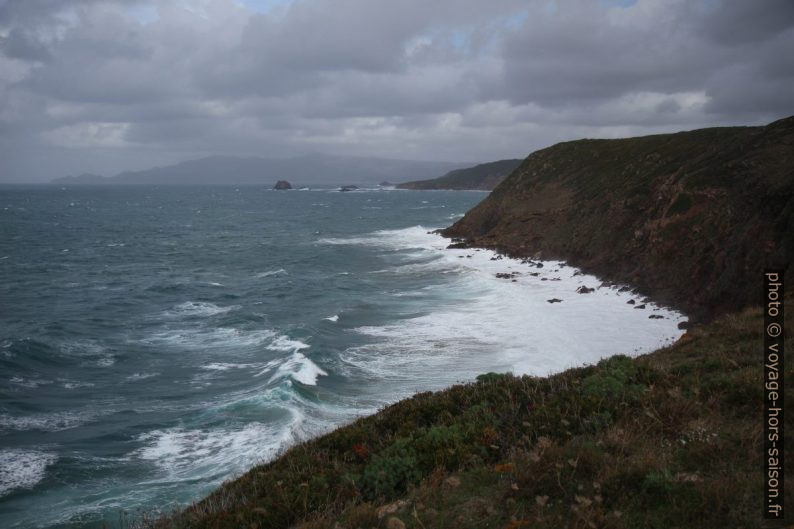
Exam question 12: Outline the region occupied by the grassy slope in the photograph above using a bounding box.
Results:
[151,304,792,529]
[396,160,523,190]
[443,117,794,321]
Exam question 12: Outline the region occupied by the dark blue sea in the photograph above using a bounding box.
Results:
[0,186,684,528]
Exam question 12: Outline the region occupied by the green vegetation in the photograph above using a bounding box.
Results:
[146,305,792,528]
[142,118,794,528]
[397,159,523,190]
[444,116,794,321]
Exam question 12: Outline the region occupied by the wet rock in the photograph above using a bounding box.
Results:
[547,298,563,303]
[677,321,691,330]
[648,314,664,319]
[577,286,595,294]
[634,304,646,309]
[273,180,292,190]
[627,299,636,305]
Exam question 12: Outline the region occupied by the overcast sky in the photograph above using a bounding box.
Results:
[1,0,792,182]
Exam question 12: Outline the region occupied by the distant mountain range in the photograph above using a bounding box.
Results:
[51,154,470,187]
[396,159,524,190]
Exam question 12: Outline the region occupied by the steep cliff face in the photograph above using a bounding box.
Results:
[443,117,794,320]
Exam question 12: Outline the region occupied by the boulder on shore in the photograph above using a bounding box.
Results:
[273,180,292,190]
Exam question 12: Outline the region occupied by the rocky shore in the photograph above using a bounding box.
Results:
[442,117,794,321]
[146,119,794,529]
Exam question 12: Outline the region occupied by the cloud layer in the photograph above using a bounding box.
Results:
[1,0,792,182]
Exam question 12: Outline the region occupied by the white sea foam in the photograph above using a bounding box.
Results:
[96,354,116,367]
[324,315,339,322]
[0,411,94,432]
[144,327,275,350]
[135,420,298,481]
[200,362,256,371]
[266,335,310,352]
[0,449,57,497]
[255,268,286,278]
[268,352,328,386]
[336,225,685,388]
[125,372,159,382]
[8,376,53,389]
[162,301,238,319]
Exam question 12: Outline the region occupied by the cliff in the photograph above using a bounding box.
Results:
[443,117,794,321]
[397,159,523,190]
[145,119,794,528]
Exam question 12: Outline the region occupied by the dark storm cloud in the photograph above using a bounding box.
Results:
[0,0,792,182]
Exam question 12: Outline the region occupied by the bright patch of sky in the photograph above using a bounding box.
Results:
[235,0,294,14]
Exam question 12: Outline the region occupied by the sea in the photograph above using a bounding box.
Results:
[0,185,685,528]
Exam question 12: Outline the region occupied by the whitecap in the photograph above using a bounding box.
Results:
[200,362,255,371]
[268,352,327,386]
[0,411,93,432]
[8,377,53,389]
[125,372,159,382]
[134,420,298,481]
[144,328,275,350]
[339,225,685,383]
[266,335,310,352]
[255,269,286,278]
[0,449,57,497]
[162,301,238,319]
[323,315,339,322]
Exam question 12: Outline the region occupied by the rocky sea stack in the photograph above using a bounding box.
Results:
[273,180,292,190]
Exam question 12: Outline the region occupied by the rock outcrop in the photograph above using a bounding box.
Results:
[443,116,794,321]
[273,180,292,190]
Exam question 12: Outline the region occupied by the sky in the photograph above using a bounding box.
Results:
[0,0,792,183]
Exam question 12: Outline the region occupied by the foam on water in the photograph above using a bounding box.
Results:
[0,411,95,432]
[338,226,685,386]
[266,335,310,352]
[324,315,339,322]
[0,449,57,497]
[135,419,298,482]
[255,268,286,278]
[200,362,256,371]
[269,352,328,386]
[143,327,276,350]
[162,301,238,319]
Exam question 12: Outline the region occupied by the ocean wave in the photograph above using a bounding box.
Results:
[134,420,297,482]
[162,301,239,319]
[143,327,276,350]
[317,225,441,250]
[255,268,286,278]
[341,226,686,381]
[0,449,58,497]
[267,352,327,386]
[0,411,95,432]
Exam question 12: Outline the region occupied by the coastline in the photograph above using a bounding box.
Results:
[149,302,791,529]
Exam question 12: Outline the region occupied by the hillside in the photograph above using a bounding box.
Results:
[50,155,467,187]
[396,159,523,190]
[149,304,792,529]
[444,117,794,321]
[144,119,794,528]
